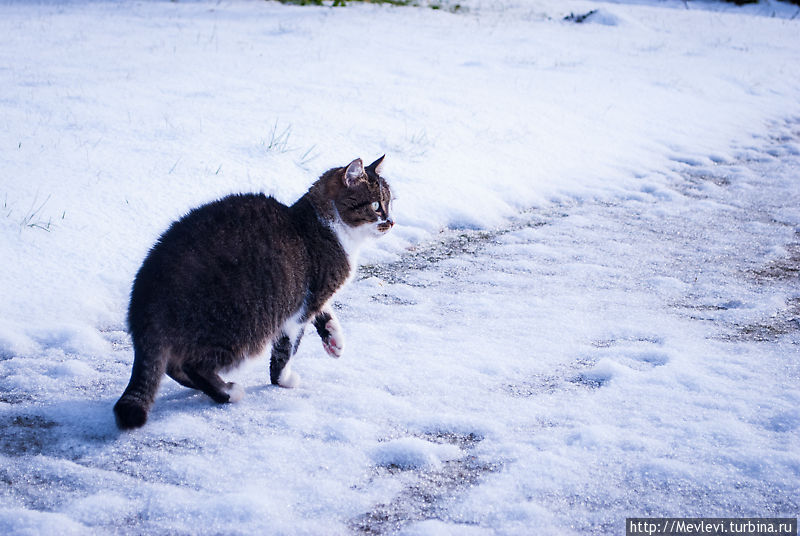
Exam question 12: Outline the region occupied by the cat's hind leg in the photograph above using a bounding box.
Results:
[166,362,199,390]
[313,307,344,359]
[182,361,244,404]
[114,341,167,429]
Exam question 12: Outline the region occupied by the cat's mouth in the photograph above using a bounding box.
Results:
[377,219,394,234]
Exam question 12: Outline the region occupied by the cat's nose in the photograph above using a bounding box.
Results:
[386,219,394,228]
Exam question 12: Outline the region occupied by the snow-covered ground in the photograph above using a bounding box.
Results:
[1,0,799,534]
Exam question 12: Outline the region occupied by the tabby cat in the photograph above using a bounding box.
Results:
[114,156,393,429]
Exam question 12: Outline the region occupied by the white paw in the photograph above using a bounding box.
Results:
[278,369,301,389]
[226,383,245,403]
[322,320,344,359]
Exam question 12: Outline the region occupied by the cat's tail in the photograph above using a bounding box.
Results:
[114,341,166,430]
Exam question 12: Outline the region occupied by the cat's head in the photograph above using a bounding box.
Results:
[332,155,394,237]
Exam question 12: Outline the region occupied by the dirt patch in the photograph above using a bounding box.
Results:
[0,414,59,457]
[734,231,800,341]
[350,432,499,535]
[725,298,800,342]
[358,216,549,285]
[750,238,800,283]
[359,229,499,285]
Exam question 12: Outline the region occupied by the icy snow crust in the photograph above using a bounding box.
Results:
[1,0,799,534]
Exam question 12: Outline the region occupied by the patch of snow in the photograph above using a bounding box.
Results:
[0,507,88,536]
[371,437,463,471]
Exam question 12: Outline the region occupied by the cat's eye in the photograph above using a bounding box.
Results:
[371,201,380,211]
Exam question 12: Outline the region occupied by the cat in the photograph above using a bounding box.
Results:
[114,156,393,429]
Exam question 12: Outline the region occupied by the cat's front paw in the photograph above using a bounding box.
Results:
[277,368,301,389]
[322,319,344,359]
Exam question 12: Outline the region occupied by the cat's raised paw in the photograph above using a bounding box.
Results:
[322,319,344,358]
[323,337,343,359]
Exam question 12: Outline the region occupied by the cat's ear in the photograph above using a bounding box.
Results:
[367,154,386,175]
[343,158,365,188]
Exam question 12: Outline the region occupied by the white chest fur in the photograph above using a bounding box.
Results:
[330,213,376,278]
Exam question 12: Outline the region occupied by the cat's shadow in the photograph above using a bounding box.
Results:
[0,380,295,462]
[0,386,218,458]
[1,396,121,458]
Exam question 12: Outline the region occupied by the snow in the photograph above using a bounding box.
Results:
[371,437,463,470]
[1,0,800,534]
